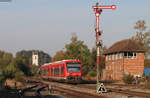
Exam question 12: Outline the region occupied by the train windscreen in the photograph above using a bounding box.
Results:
[67,62,81,72]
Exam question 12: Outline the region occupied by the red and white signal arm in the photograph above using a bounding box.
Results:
[92,5,117,10]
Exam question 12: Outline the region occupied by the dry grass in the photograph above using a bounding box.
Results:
[5,79,24,88]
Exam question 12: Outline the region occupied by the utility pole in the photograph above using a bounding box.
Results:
[92,3,116,93]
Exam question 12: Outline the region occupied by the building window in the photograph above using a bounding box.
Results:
[116,54,118,60]
[119,53,123,59]
[124,52,128,57]
[124,52,136,58]
[133,53,136,57]
[113,54,115,60]
[112,55,114,60]
[106,56,108,61]
[108,55,111,61]
[115,54,118,60]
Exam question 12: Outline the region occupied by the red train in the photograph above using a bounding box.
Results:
[39,59,82,83]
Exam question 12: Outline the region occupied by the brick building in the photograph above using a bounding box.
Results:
[103,39,145,80]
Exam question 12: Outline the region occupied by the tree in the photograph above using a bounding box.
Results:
[0,51,13,70]
[38,51,51,65]
[65,35,91,75]
[16,50,51,66]
[145,59,150,68]
[13,57,31,76]
[133,20,150,59]
[52,34,93,75]
[52,50,67,61]
[0,50,17,87]
[52,34,107,76]
[88,45,107,77]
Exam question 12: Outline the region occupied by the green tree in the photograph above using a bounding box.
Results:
[123,74,134,84]
[38,51,51,65]
[0,51,17,87]
[0,51,13,70]
[16,50,51,66]
[52,34,107,76]
[88,46,107,77]
[145,59,150,68]
[65,35,91,75]
[52,50,67,61]
[13,57,31,76]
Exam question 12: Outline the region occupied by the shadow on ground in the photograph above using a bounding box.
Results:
[24,95,63,98]
[0,92,63,98]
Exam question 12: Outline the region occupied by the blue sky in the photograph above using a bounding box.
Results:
[0,0,149,56]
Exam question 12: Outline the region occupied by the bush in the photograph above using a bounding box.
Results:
[15,72,24,82]
[86,70,96,77]
[122,74,134,84]
[145,76,150,82]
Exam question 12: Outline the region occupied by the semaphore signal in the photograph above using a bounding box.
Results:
[92,2,117,93]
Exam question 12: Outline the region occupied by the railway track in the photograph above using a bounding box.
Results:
[22,78,106,98]
[108,87,150,98]
[25,78,150,98]
[53,86,105,98]
[16,81,49,98]
[75,83,150,98]
[44,80,150,98]
[42,80,106,98]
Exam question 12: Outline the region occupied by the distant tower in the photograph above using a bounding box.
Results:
[32,51,39,66]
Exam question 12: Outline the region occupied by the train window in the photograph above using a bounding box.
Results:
[47,70,48,74]
[54,68,59,75]
[43,69,44,74]
[61,67,64,75]
[67,67,80,72]
[51,68,54,75]
[45,69,47,74]
[67,62,81,72]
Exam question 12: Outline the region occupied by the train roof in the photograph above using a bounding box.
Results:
[41,59,81,67]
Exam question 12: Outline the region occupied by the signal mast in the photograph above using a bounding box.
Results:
[92,2,116,93]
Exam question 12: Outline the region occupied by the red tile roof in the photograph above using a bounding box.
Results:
[104,39,145,55]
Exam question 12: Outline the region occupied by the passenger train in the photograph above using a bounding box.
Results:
[39,60,82,83]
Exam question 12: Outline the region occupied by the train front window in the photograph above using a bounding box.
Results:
[67,62,81,72]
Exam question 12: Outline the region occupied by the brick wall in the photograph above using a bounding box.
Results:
[103,53,144,80]
[123,53,144,76]
[104,58,124,80]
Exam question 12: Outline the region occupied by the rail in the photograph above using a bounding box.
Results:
[108,87,150,98]
[51,85,106,98]
[16,84,48,98]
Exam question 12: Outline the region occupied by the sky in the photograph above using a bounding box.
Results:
[0,0,149,56]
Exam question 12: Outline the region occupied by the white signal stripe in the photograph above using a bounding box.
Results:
[92,5,116,10]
